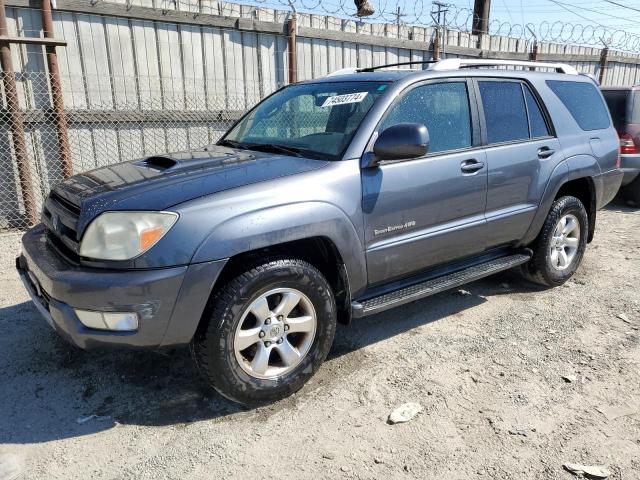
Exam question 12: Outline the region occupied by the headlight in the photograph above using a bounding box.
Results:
[79,211,178,261]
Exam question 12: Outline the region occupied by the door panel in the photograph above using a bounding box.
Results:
[362,79,487,285]
[483,138,561,246]
[363,150,488,284]
[475,78,560,247]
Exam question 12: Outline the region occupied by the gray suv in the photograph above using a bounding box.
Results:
[17,59,622,405]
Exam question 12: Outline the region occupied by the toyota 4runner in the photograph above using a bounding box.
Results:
[17,59,622,405]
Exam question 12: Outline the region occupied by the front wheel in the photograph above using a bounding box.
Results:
[521,195,588,287]
[190,258,336,405]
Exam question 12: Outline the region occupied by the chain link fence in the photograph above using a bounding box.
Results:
[3,1,640,232]
[0,68,269,231]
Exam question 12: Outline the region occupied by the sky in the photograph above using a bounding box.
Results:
[251,0,640,39]
[467,0,640,34]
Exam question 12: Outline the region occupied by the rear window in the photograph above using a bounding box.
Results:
[547,80,610,131]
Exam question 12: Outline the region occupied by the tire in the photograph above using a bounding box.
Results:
[521,195,589,287]
[622,174,640,207]
[190,258,336,405]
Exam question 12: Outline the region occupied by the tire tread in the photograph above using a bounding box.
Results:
[190,258,335,405]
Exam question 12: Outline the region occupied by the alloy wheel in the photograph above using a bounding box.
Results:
[233,288,317,379]
[549,213,580,271]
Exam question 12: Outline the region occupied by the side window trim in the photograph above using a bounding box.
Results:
[472,77,556,148]
[369,77,481,159]
[522,82,556,139]
[521,83,533,138]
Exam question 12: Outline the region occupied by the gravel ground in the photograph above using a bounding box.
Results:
[1,199,639,480]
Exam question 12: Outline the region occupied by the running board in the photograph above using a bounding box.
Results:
[351,253,532,318]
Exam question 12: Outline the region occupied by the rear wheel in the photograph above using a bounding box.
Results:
[190,258,336,405]
[521,196,588,287]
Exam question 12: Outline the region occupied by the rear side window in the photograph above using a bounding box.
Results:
[380,81,472,154]
[547,80,610,131]
[478,81,529,144]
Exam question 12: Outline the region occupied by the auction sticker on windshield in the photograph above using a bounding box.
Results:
[322,92,368,107]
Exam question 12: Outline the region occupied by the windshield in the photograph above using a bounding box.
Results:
[222,81,389,160]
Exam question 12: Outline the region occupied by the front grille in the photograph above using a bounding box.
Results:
[46,230,81,265]
[42,191,81,265]
[50,192,81,216]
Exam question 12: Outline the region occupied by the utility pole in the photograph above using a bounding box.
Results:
[431,1,449,61]
[391,6,406,30]
[472,0,490,35]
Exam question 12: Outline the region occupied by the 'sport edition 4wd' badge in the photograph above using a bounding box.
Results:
[374,220,416,236]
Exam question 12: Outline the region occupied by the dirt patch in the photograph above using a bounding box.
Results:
[1,200,639,479]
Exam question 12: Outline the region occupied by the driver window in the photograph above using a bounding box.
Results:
[380,82,472,154]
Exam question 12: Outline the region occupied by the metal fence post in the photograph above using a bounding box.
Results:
[287,14,297,83]
[0,0,37,226]
[42,0,72,179]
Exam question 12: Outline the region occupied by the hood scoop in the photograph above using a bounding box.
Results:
[135,149,244,172]
[136,156,178,171]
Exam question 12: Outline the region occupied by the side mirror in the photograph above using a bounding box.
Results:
[370,123,429,165]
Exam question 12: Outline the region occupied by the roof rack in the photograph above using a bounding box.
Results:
[427,58,579,74]
[325,58,579,77]
[326,61,437,77]
[358,61,437,72]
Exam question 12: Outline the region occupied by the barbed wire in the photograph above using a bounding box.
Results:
[227,0,640,52]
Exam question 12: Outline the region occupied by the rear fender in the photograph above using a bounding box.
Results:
[521,155,602,245]
[566,154,602,182]
[520,160,569,246]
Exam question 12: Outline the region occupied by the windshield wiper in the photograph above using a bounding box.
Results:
[244,144,305,158]
[218,139,249,150]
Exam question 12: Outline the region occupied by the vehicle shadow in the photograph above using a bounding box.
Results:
[0,269,544,444]
[604,193,637,213]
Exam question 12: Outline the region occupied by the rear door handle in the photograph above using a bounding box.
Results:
[538,147,555,159]
[460,159,485,173]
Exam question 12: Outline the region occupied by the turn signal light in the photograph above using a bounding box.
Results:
[140,226,165,251]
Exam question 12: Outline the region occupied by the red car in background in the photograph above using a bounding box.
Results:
[601,86,640,206]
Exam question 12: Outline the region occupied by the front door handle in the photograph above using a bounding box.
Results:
[538,147,555,159]
[460,159,485,173]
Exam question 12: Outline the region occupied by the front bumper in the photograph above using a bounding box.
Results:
[17,225,226,349]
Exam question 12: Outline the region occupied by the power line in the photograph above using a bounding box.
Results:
[500,0,515,23]
[603,0,640,14]
[545,0,609,27]
[545,0,635,24]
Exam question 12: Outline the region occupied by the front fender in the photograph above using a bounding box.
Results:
[192,201,368,296]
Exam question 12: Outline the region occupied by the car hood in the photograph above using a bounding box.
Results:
[52,145,330,234]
